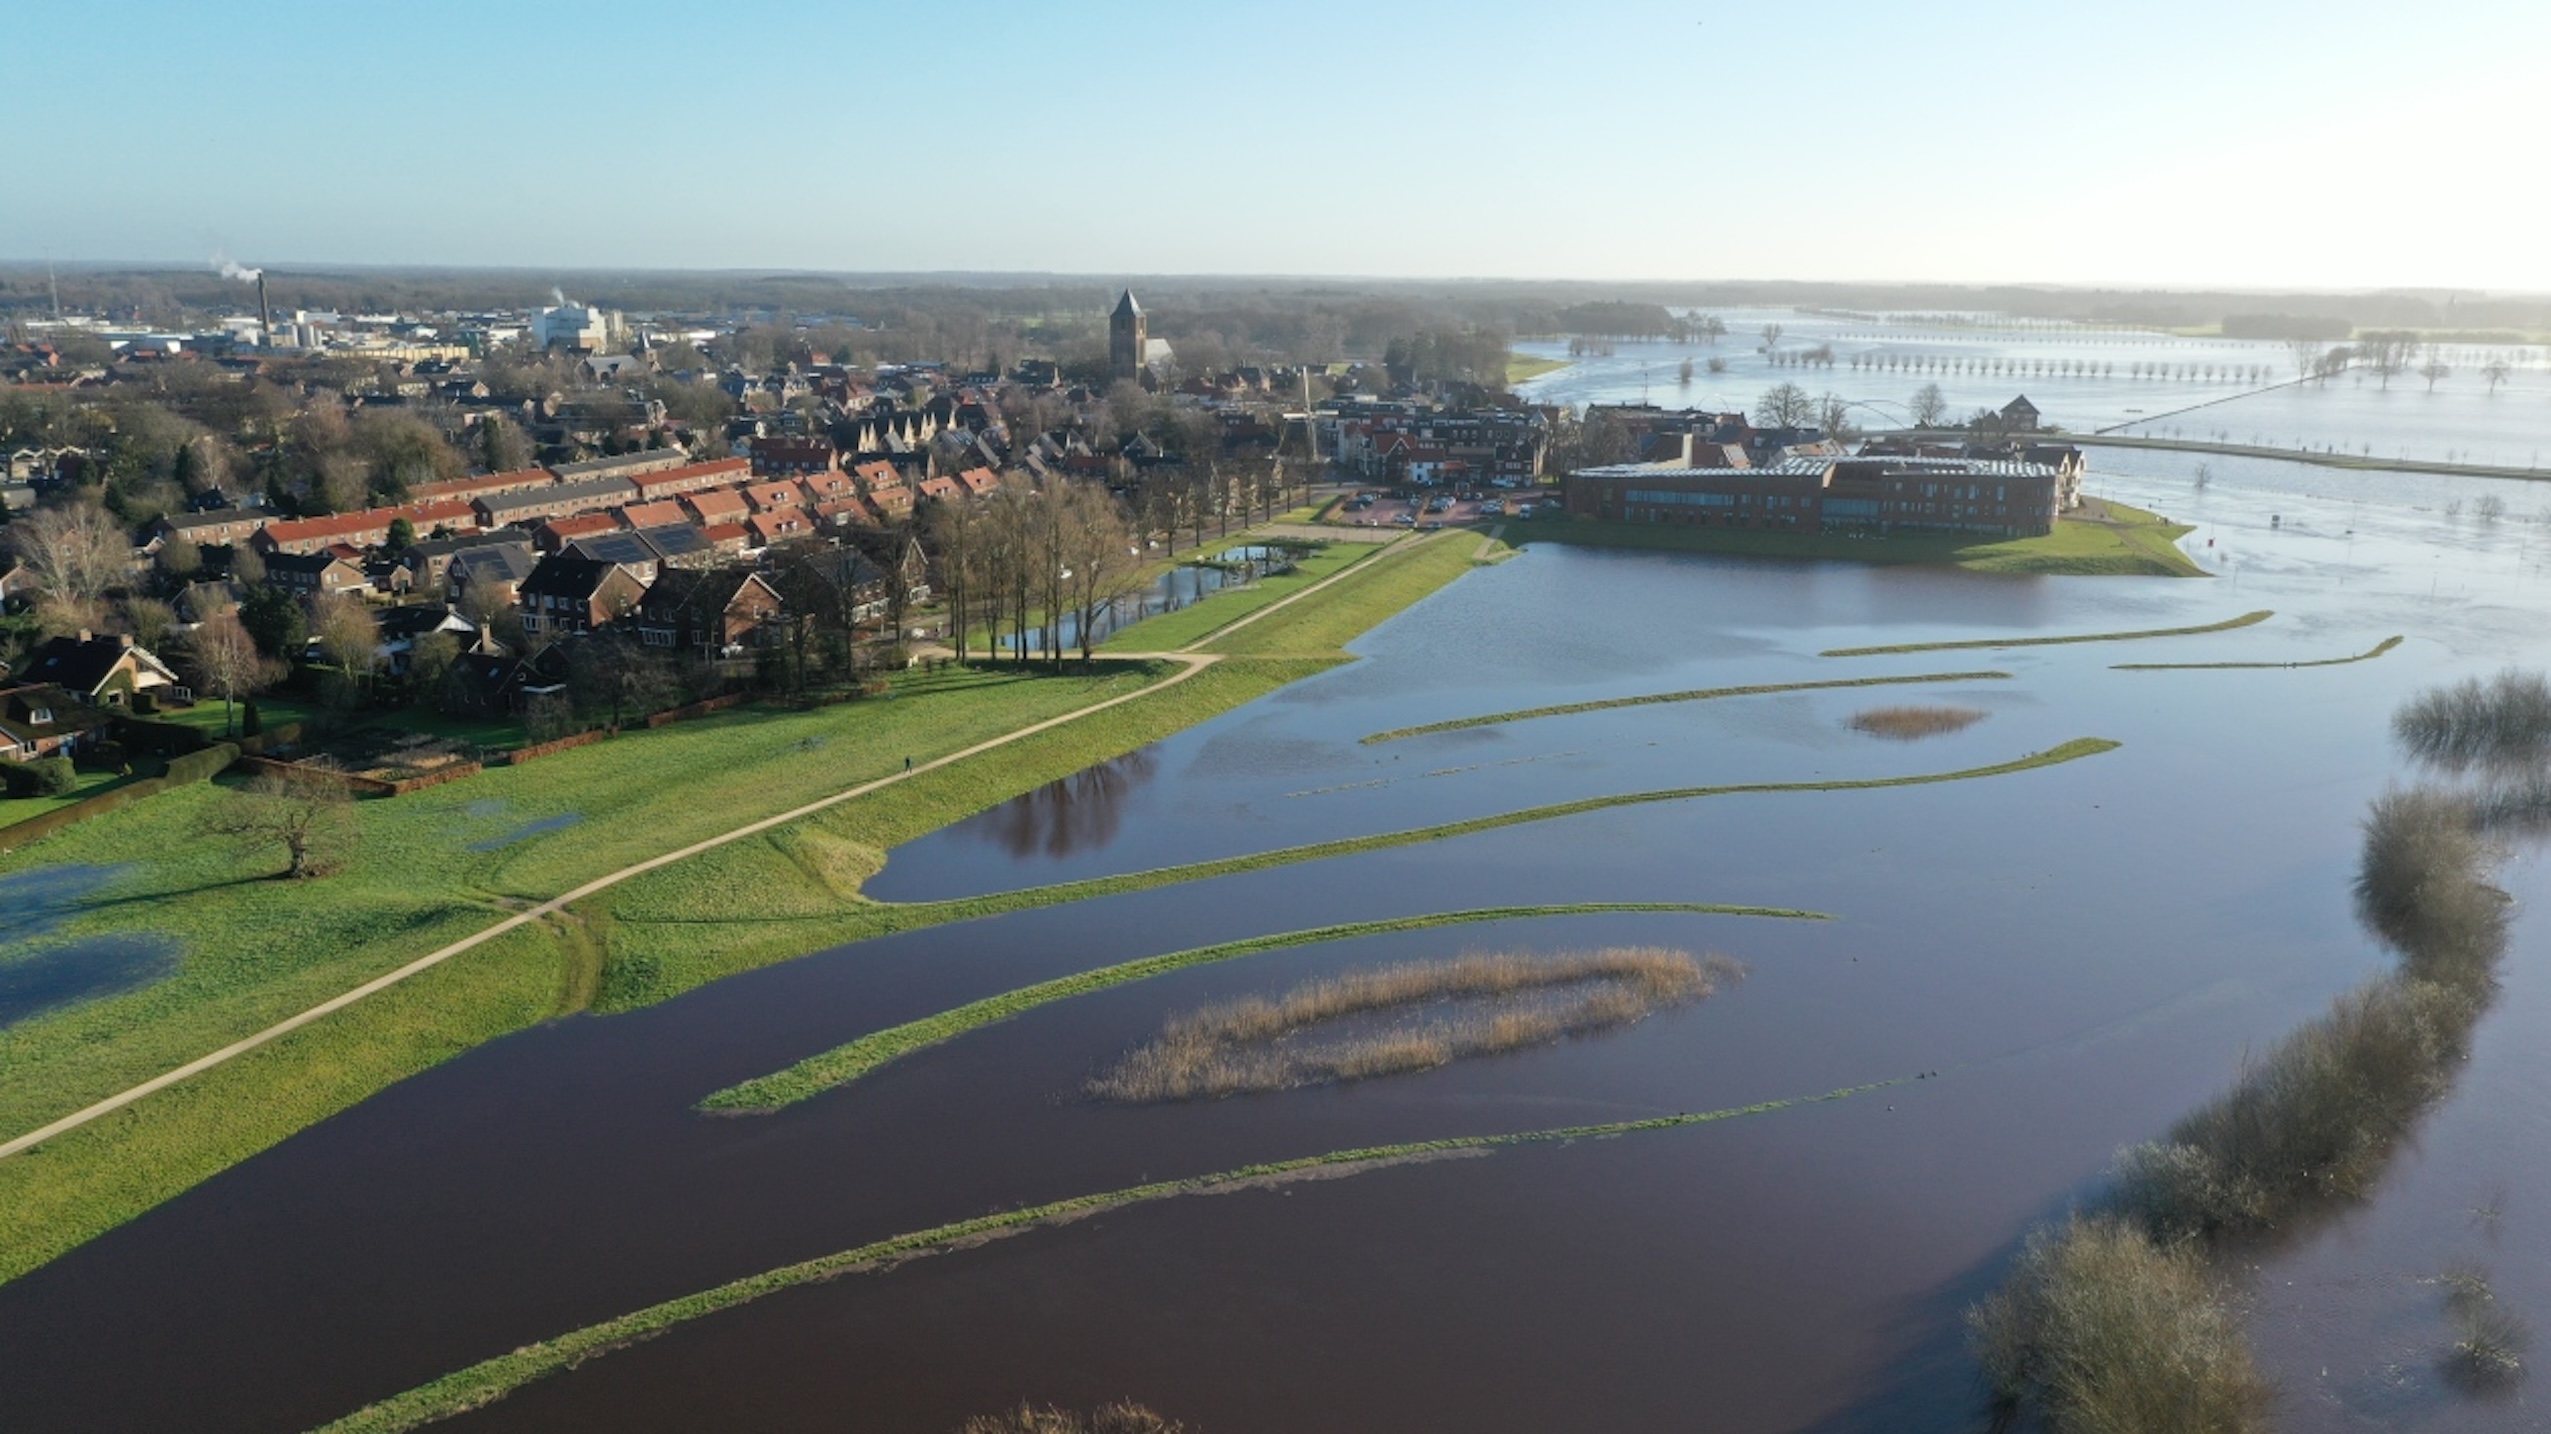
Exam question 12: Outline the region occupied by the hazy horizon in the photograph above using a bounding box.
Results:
[11,0,2547,292]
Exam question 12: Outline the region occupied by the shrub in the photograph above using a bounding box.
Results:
[241,699,263,738]
[1968,1216,2269,1434]
[2393,669,2551,773]
[10,755,78,797]
[2354,788,2507,989]
[2439,1264,2530,1394]
[958,1403,1186,1434]
[2112,975,2481,1242]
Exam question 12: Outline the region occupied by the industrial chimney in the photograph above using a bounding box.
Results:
[256,273,273,353]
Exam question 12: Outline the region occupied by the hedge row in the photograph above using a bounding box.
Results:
[0,742,240,853]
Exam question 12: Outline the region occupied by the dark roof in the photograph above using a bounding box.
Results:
[21,635,144,693]
[376,605,473,641]
[635,523,712,561]
[2002,394,2040,414]
[517,554,624,602]
[448,543,539,584]
[638,565,757,617]
[561,531,663,569]
[264,550,357,575]
[1113,289,1141,317]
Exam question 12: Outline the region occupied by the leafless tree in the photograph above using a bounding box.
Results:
[313,591,382,700]
[2421,347,2452,392]
[2288,338,2327,382]
[201,766,357,879]
[182,613,277,737]
[1910,383,1949,427]
[2483,359,2511,396]
[2358,330,2417,389]
[9,500,129,604]
[1754,382,1816,428]
[1060,483,1145,664]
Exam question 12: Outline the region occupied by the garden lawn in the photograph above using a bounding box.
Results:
[0,768,140,830]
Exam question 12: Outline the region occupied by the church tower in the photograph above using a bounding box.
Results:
[1108,288,1146,382]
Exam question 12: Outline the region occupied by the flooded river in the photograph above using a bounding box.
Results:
[7,453,2551,1432]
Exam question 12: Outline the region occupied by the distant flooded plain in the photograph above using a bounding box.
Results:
[8,455,2551,1432]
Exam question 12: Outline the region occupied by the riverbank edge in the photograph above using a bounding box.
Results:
[1360,669,2015,745]
[0,527,1490,1287]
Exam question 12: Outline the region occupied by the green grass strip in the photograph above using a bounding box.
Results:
[1820,610,2271,658]
[701,902,1823,1112]
[310,1076,1908,1433]
[1360,670,2014,745]
[2112,635,2403,671]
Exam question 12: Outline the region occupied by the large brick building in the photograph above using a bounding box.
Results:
[1563,454,2063,538]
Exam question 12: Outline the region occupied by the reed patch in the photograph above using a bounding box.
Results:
[1088,948,1739,1102]
[1845,705,1988,741]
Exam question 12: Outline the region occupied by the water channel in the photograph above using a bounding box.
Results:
[7,454,2551,1432]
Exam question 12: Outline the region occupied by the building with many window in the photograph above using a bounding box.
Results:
[1562,453,2063,538]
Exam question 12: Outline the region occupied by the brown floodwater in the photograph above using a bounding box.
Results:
[6,461,2551,1432]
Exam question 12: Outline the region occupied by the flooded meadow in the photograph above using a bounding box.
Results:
[9,454,2551,1432]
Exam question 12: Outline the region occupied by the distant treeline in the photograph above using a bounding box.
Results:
[9,267,2546,360]
[2220,313,2354,341]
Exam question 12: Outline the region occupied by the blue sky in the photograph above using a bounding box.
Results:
[8,0,2547,290]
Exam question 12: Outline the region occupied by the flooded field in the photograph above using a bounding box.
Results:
[8,453,2551,1432]
[1517,307,2551,469]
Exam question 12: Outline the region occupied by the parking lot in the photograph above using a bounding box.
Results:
[1330,488,1557,531]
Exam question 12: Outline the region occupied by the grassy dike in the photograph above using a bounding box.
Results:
[1361,670,2014,745]
[311,1077,1910,1434]
[1821,610,2271,658]
[2112,635,2403,671]
[1518,500,2207,578]
[0,535,1496,1286]
[700,904,1825,1112]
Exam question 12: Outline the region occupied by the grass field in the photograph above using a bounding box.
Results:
[0,768,142,830]
[0,513,1504,1286]
[1506,351,1573,383]
[1521,500,2207,578]
[311,1077,1910,1434]
[0,662,1191,1284]
[1821,610,2271,658]
[1097,540,1381,653]
[700,903,1818,1111]
[1361,670,2012,745]
[2113,635,2403,671]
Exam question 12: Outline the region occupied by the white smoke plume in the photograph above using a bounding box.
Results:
[551,287,570,307]
[213,254,261,284]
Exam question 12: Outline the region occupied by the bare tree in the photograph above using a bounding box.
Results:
[201,767,357,879]
[1060,483,1145,664]
[2420,347,2452,392]
[1754,382,1815,428]
[9,500,129,604]
[2358,330,2417,389]
[1909,383,1949,428]
[312,591,382,701]
[182,613,277,737]
[2287,338,2327,382]
[2483,359,2511,396]
[1759,323,1784,352]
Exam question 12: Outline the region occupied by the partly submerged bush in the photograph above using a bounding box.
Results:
[1847,705,1989,741]
[2440,1263,2530,1395]
[1968,1216,2269,1434]
[1089,948,1736,1102]
[2393,669,2551,774]
[957,1402,1187,1434]
[2354,788,2507,989]
[2113,975,2482,1242]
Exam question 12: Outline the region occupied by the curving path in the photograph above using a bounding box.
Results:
[0,653,1226,1161]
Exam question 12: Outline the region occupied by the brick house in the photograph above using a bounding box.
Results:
[515,555,645,640]
[634,567,784,655]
